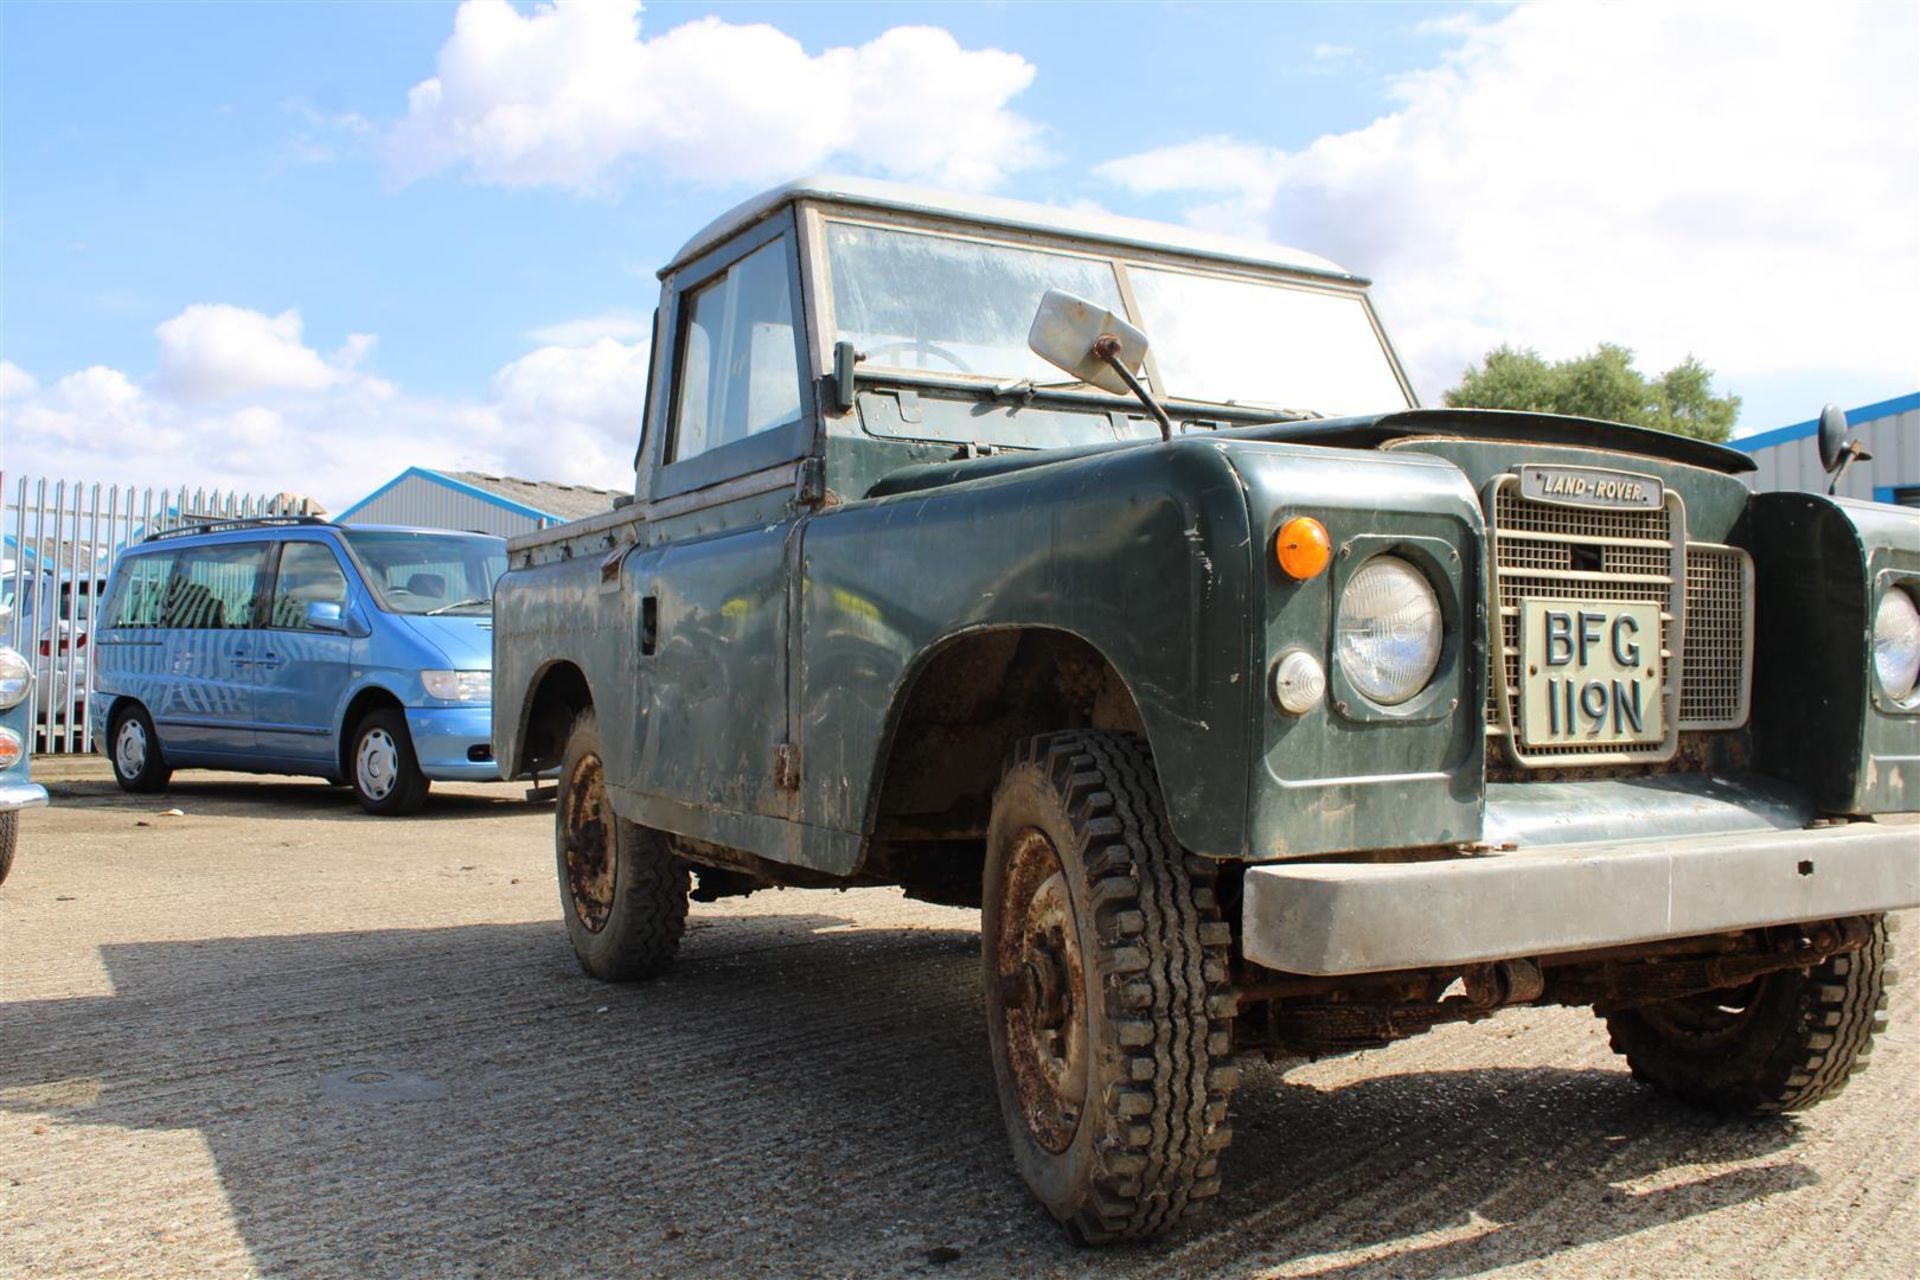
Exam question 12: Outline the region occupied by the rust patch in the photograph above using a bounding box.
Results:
[561,752,615,933]
[993,826,1086,1155]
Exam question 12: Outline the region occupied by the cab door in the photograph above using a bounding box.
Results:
[619,213,815,821]
[253,539,357,767]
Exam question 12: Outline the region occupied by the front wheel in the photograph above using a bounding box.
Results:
[0,811,16,885]
[350,708,430,816]
[555,708,688,981]
[1603,915,1897,1113]
[983,730,1239,1244]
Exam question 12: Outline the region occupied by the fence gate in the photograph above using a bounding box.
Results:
[2,475,317,754]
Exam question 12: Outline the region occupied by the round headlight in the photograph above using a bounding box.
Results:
[1337,556,1444,705]
[1873,586,1920,702]
[0,646,30,710]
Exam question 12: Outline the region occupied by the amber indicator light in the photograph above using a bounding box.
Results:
[1275,516,1331,580]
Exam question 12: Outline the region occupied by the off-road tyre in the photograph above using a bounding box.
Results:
[0,810,16,885]
[1603,914,1897,1114]
[983,730,1238,1244]
[349,708,430,816]
[108,702,172,793]
[556,708,688,982]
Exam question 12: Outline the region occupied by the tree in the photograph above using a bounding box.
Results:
[1443,343,1739,442]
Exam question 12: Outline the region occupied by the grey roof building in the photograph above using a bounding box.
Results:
[339,467,626,536]
[1730,391,1919,506]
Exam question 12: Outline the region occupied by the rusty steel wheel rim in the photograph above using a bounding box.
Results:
[994,826,1088,1154]
[563,752,616,933]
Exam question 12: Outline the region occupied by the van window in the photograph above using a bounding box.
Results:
[107,553,177,629]
[669,236,803,463]
[270,543,351,630]
[339,529,506,615]
[164,543,267,629]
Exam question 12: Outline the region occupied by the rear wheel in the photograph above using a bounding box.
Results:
[1603,915,1896,1113]
[983,730,1238,1243]
[350,708,430,816]
[556,708,688,981]
[109,703,172,793]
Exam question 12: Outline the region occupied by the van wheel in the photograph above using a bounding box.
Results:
[350,708,430,816]
[983,731,1238,1244]
[1603,915,1896,1113]
[556,708,688,981]
[109,704,172,793]
[0,811,16,885]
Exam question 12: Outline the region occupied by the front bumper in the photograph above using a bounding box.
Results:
[405,706,502,782]
[1243,804,1920,977]
[0,779,50,811]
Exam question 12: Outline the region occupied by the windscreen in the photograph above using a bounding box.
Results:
[1126,267,1410,415]
[828,222,1127,383]
[826,220,1409,419]
[341,530,508,616]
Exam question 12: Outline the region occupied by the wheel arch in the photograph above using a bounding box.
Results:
[505,659,593,780]
[337,685,405,781]
[863,624,1149,852]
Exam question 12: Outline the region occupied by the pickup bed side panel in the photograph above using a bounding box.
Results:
[799,441,1255,859]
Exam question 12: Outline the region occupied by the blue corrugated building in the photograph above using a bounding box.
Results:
[339,468,625,536]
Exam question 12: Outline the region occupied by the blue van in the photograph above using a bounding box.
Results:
[90,517,507,815]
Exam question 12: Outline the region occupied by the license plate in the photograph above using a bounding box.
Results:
[1518,599,1663,747]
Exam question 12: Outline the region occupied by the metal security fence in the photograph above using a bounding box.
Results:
[2,475,316,753]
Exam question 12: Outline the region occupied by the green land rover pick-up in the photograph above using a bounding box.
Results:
[491,177,1920,1242]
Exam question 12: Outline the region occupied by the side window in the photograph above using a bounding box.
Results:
[163,543,267,630]
[270,543,350,630]
[669,237,803,463]
[107,553,177,628]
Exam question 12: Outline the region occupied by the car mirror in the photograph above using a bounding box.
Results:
[1817,404,1850,474]
[1816,402,1873,494]
[1027,289,1151,396]
[305,601,348,632]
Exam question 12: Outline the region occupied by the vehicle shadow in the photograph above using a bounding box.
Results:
[40,773,533,822]
[0,912,1816,1279]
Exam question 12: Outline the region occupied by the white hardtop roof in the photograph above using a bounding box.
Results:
[663,175,1358,282]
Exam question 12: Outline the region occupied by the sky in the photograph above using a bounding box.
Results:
[2,0,1916,511]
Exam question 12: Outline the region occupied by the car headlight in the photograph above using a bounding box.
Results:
[0,646,30,709]
[422,669,491,702]
[1873,586,1920,702]
[1336,556,1444,705]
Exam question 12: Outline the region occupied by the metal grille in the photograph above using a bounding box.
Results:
[1680,542,1753,728]
[1486,477,1684,765]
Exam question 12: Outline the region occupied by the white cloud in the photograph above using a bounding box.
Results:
[525,310,655,345]
[0,361,38,400]
[2,317,651,509]
[1096,1,1920,427]
[488,336,652,481]
[386,0,1045,192]
[154,304,344,401]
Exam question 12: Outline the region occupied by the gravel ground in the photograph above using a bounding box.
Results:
[2,758,1915,1279]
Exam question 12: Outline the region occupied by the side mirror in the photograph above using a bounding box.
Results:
[1026,289,1173,440]
[1816,402,1872,494]
[1027,290,1152,396]
[1817,404,1850,473]
[305,600,347,632]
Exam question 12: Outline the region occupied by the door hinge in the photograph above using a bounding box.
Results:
[794,457,827,507]
[773,743,800,791]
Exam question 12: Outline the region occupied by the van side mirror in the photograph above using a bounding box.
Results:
[1027,289,1173,441]
[305,601,347,632]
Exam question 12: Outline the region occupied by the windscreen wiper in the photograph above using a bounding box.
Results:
[426,597,492,615]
